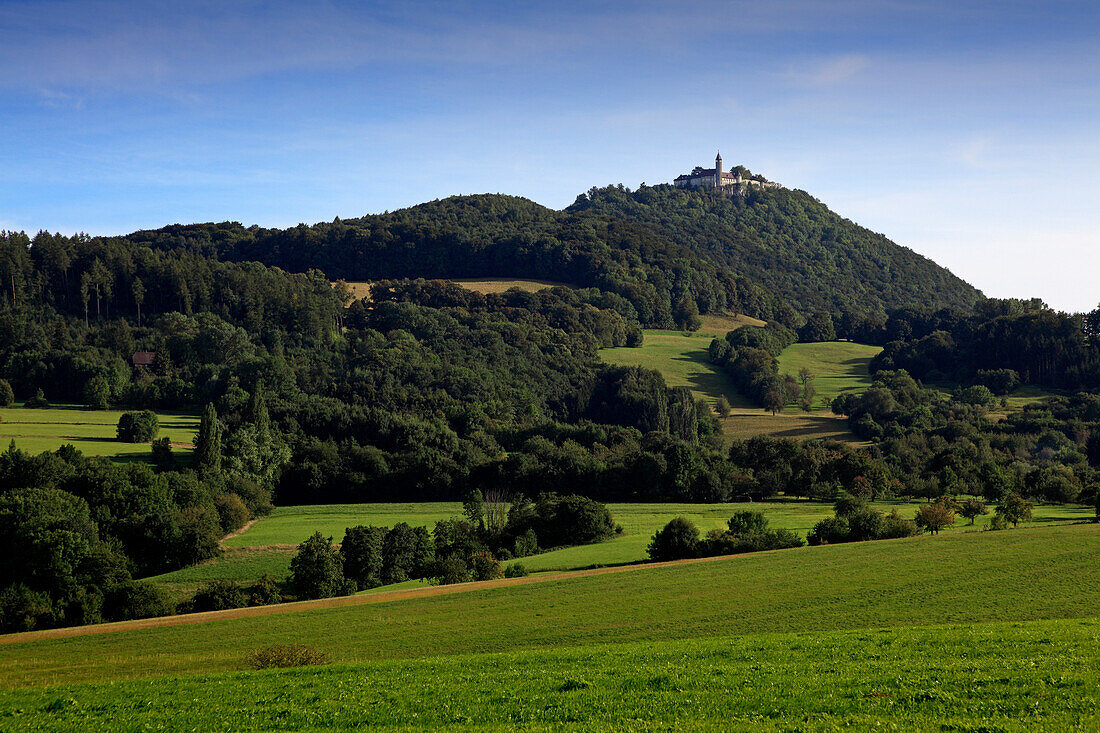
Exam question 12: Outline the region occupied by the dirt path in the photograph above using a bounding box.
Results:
[0,553,746,646]
[219,518,261,547]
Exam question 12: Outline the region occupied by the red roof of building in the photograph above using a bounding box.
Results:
[132,351,156,366]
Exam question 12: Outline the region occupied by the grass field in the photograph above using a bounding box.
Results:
[341,278,566,301]
[1,617,1094,730]
[149,500,1095,601]
[2,523,1097,690]
[0,404,199,460]
[775,341,882,405]
[602,335,882,442]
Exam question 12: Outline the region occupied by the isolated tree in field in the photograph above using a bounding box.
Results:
[715,395,731,418]
[958,497,988,525]
[0,379,13,407]
[914,503,955,534]
[647,517,699,561]
[764,389,784,415]
[116,410,159,442]
[193,403,222,474]
[288,532,350,600]
[996,493,1032,527]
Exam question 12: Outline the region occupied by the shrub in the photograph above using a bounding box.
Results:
[470,549,504,581]
[116,410,159,443]
[247,643,328,670]
[24,388,49,409]
[955,385,997,408]
[512,529,539,558]
[845,507,886,541]
[435,555,471,585]
[247,575,284,606]
[188,580,247,613]
[103,581,172,622]
[504,563,529,578]
[0,584,57,633]
[976,369,1020,395]
[0,379,13,407]
[727,511,769,535]
[531,493,615,548]
[647,517,699,561]
[879,509,920,539]
[151,437,173,469]
[213,493,249,533]
[807,516,849,546]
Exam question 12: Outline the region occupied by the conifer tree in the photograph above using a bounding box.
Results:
[193,403,222,474]
[246,380,271,437]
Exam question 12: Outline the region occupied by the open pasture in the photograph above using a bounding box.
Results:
[0,404,198,460]
[602,330,752,406]
[149,500,1094,599]
[775,341,882,404]
[602,334,882,441]
[1,617,1094,731]
[340,278,566,302]
[3,523,1098,690]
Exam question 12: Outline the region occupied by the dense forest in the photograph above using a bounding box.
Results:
[569,180,982,320]
[116,195,798,330]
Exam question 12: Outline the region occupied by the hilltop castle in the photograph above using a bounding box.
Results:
[673,152,778,190]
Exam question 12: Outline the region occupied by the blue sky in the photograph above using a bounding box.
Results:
[1,0,1097,311]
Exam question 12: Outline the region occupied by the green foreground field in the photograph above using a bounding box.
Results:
[1,524,1097,730]
[150,500,1094,600]
[0,404,199,460]
[1,617,1095,731]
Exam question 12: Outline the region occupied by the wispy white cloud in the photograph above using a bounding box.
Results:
[787,54,870,86]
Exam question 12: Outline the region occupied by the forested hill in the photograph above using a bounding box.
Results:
[568,182,982,319]
[122,195,798,330]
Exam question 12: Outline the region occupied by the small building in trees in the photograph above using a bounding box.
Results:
[132,351,156,368]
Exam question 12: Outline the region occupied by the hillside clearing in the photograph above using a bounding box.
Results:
[340,278,566,301]
[0,405,199,460]
[601,335,881,441]
[5,523,1097,688]
[775,341,882,404]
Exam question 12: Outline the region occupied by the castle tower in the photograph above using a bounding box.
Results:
[715,151,723,189]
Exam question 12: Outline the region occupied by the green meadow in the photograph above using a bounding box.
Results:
[0,404,199,461]
[149,500,1093,602]
[603,334,882,441]
[602,330,751,406]
[1,524,1097,693]
[775,341,882,404]
[0,617,1095,731]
